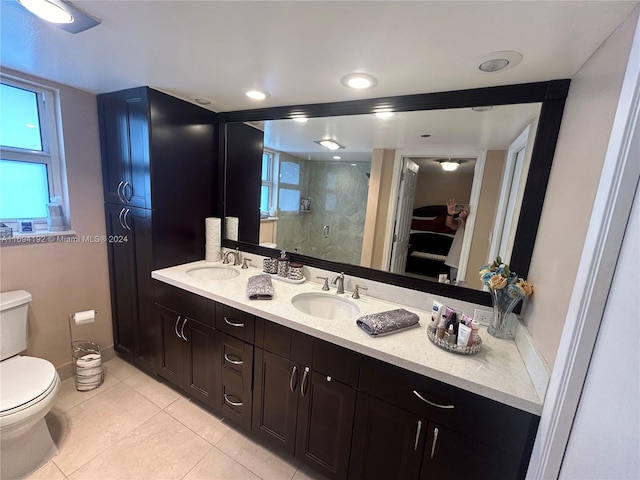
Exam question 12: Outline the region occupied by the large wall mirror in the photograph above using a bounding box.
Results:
[221,80,570,306]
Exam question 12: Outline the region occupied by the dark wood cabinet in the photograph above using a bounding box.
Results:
[98,86,218,375]
[156,302,221,410]
[219,332,253,430]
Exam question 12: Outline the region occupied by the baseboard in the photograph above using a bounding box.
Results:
[514,319,550,403]
[56,345,116,381]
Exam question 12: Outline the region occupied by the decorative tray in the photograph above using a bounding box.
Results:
[267,273,306,284]
[427,325,482,355]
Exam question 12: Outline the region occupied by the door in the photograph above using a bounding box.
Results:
[296,370,357,480]
[157,304,187,388]
[389,158,419,273]
[252,348,300,455]
[349,394,425,480]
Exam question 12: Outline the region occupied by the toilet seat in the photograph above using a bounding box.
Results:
[0,356,58,417]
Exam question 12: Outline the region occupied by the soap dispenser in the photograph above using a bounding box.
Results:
[277,250,290,278]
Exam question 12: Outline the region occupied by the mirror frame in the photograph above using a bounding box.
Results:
[220,80,570,306]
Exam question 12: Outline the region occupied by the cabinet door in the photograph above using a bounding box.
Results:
[97,88,149,208]
[184,320,221,410]
[157,304,187,389]
[252,348,299,455]
[349,394,424,480]
[295,370,356,480]
[421,423,521,480]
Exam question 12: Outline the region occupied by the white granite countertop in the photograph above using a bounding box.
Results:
[152,260,542,415]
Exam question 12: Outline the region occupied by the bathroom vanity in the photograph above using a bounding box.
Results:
[151,261,541,480]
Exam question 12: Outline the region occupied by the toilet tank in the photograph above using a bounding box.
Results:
[0,290,32,361]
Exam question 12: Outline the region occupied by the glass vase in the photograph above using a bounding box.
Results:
[487,287,522,340]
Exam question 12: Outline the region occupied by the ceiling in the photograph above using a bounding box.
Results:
[1,1,638,113]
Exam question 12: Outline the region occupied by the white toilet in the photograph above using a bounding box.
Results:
[0,290,60,480]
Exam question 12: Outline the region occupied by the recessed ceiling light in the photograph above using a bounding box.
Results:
[341,73,378,90]
[375,110,396,119]
[333,156,342,160]
[477,51,523,73]
[314,139,345,151]
[195,98,212,105]
[18,0,72,23]
[246,90,268,100]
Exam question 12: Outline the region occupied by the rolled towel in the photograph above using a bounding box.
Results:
[247,274,274,300]
[356,308,420,336]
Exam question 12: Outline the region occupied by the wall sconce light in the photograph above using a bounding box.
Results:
[17,0,101,33]
[314,139,345,151]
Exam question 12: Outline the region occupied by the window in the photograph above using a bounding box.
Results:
[0,75,68,231]
[260,150,274,214]
[278,160,301,212]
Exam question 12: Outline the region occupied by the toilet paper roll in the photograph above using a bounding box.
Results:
[74,310,95,325]
[205,217,222,262]
[225,216,239,241]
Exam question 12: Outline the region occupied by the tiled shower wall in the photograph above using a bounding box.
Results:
[276,160,371,265]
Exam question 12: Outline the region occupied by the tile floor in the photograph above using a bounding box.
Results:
[27,356,329,480]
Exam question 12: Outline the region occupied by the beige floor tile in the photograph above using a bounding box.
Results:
[52,382,161,476]
[103,356,141,381]
[216,428,299,480]
[68,412,211,480]
[54,371,121,412]
[292,464,331,480]
[165,397,230,445]
[25,460,67,480]
[121,370,182,409]
[183,446,260,480]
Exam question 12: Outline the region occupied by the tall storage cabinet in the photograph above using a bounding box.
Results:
[98,87,218,374]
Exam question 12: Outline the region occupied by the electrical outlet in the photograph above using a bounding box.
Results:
[474,308,493,326]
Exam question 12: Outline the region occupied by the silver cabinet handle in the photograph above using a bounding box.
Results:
[300,367,310,397]
[430,427,439,459]
[117,181,125,203]
[414,420,422,451]
[224,394,243,407]
[118,208,126,230]
[224,353,243,365]
[123,181,131,202]
[180,318,188,341]
[224,316,245,328]
[174,316,182,338]
[412,390,455,409]
[289,365,298,393]
[123,209,131,230]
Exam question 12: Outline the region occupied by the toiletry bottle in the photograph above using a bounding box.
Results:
[437,315,447,340]
[445,324,456,345]
[470,320,480,345]
[431,300,443,330]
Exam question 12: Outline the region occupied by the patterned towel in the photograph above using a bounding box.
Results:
[247,274,274,300]
[356,308,420,336]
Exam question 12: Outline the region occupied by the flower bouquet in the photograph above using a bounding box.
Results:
[479,257,533,339]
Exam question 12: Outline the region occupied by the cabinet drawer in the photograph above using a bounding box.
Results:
[154,281,210,326]
[221,368,252,431]
[359,357,538,453]
[312,338,360,387]
[221,334,253,378]
[215,303,255,343]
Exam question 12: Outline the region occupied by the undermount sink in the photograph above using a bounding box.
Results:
[291,292,360,320]
[186,265,239,281]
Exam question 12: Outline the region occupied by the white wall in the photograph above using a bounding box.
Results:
[559,179,640,479]
[524,7,639,367]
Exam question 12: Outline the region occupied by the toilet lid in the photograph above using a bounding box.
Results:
[0,356,57,414]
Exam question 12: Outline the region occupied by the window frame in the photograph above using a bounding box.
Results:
[261,149,275,215]
[0,74,67,231]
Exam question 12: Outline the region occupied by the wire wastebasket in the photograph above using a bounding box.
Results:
[72,341,103,391]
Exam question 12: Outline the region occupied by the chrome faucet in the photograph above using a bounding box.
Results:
[223,248,241,266]
[332,272,345,294]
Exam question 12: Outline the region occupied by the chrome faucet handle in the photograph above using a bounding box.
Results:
[241,258,252,269]
[317,276,330,291]
[352,285,368,299]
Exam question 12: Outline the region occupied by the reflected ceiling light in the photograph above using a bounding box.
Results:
[477,50,523,73]
[350,163,358,166]
[472,105,494,112]
[375,110,396,119]
[341,73,378,90]
[439,159,462,172]
[333,156,342,160]
[420,134,432,138]
[246,90,268,100]
[194,98,212,105]
[314,139,345,151]
[292,116,308,123]
[17,0,101,33]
